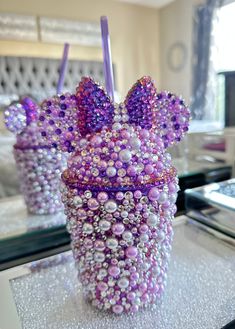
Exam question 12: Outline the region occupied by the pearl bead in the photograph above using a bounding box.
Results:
[122,231,133,242]
[106,238,118,250]
[94,252,105,263]
[158,192,168,204]
[130,305,139,313]
[97,192,108,203]
[127,165,137,176]
[82,223,93,234]
[134,190,142,199]
[140,129,150,138]
[77,209,87,220]
[157,230,166,242]
[112,223,125,235]
[119,149,132,163]
[90,135,102,146]
[99,220,111,231]
[116,192,124,200]
[104,200,118,213]
[94,240,105,251]
[97,282,108,291]
[139,224,148,234]
[147,213,159,227]
[73,196,83,207]
[112,305,123,314]
[129,137,141,149]
[106,166,117,177]
[121,210,128,218]
[140,233,149,242]
[127,292,136,301]
[87,198,99,210]
[118,277,129,289]
[108,265,120,277]
[112,122,122,130]
[126,246,138,259]
[145,164,154,175]
[148,187,160,201]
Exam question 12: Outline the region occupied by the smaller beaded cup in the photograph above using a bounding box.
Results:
[4,97,67,214]
[38,76,190,313]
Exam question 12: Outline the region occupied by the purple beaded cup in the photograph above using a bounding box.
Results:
[61,127,179,314]
[38,77,190,313]
[4,97,67,214]
[14,145,66,214]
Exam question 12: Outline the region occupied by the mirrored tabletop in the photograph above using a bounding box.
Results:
[0,195,69,269]
[0,217,234,329]
[185,179,235,238]
[185,178,235,212]
[173,158,231,179]
[0,195,66,240]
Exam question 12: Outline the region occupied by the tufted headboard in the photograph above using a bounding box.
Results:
[0,56,105,106]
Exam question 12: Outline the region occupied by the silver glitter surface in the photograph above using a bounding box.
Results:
[10,222,235,329]
[0,196,66,239]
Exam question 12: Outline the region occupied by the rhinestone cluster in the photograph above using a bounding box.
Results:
[153,92,190,148]
[39,93,79,153]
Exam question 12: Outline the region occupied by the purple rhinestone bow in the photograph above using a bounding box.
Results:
[38,76,190,152]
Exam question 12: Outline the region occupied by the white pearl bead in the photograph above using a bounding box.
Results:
[122,231,133,242]
[99,269,107,277]
[94,252,105,263]
[106,238,118,250]
[104,200,118,213]
[147,213,159,227]
[119,149,132,163]
[134,297,141,305]
[169,193,178,203]
[121,210,128,218]
[129,137,141,150]
[118,277,129,289]
[158,192,168,204]
[82,223,93,234]
[106,166,117,177]
[73,196,83,207]
[140,233,149,242]
[99,220,111,231]
[112,123,122,130]
[79,138,87,147]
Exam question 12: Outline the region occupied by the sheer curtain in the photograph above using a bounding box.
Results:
[191,0,225,123]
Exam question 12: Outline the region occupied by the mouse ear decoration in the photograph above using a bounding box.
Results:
[76,77,115,136]
[153,91,190,148]
[4,97,39,134]
[38,93,80,153]
[125,76,157,129]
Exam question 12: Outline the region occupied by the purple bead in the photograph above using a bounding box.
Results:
[148,187,160,201]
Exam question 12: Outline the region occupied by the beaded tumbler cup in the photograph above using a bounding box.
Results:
[4,97,66,214]
[38,77,190,313]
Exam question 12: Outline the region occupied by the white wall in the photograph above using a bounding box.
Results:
[159,0,205,103]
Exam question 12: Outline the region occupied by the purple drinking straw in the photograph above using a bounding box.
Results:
[100,16,115,101]
[57,43,70,95]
